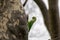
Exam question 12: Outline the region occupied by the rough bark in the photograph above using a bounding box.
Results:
[34,0,59,40]
[0,0,28,40]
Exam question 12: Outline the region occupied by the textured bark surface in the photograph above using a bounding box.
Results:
[0,0,28,40]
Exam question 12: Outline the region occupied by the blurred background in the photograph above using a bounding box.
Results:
[21,0,60,40]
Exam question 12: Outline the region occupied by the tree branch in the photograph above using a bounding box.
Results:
[34,0,50,31]
[23,0,28,7]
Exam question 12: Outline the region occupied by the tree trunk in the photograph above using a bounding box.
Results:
[0,0,28,40]
[34,0,59,40]
[48,0,59,40]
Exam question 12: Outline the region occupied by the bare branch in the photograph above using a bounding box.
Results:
[34,0,60,40]
[34,0,50,31]
[23,0,28,7]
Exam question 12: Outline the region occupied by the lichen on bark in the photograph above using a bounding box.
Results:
[0,0,28,40]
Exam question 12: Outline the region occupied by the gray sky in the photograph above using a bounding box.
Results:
[24,0,50,40]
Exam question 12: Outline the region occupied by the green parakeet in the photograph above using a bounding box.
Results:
[28,17,36,30]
